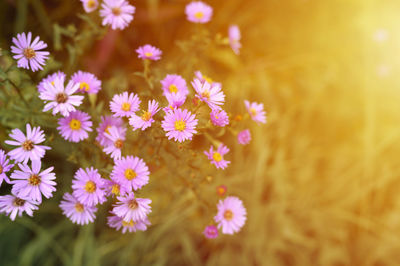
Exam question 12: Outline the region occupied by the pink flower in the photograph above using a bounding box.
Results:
[38,71,66,93]
[112,193,152,222]
[100,0,135,30]
[203,225,219,239]
[80,0,98,13]
[195,71,221,88]
[103,126,127,160]
[244,100,267,124]
[71,71,102,94]
[59,192,97,225]
[5,124,51,163]
[110,91,141,117]
[102,179,128,197]
[57,111,93,143]
[96,116,124,147]
[136,45,162,61]
[111,156,149,191]
[228,25,241,55]
[107,212,150,233]
[191,78,225,110]
[129,100,160,131]
[210,109,229,127]
[72,167,106,206]
[10,32,49,72]
[237,129,251,145]
[204,144,230,170]
[0,194,39,221]
[214,196,247,235]
[160,74,188,96]
[163,92,186,112]
[11,160,56,204]
[0,149,13,186]
[185,1,213,24]
[161,108,198,143]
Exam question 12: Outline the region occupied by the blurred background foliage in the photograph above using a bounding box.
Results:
[1,0,400,265]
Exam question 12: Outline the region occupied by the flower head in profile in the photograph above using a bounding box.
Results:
[0,194,39,221]
[71,71,102,94]
[59,193,97,225]
[237,129,251,145]
[39,76,84,117]
[57,111,93,143]
[111,156,150,191]
[160,74,188,97]
[5,124,51,163]
[195,71,221,88]
[244,100,267,124]
[112,193,152,222]
[129,100,160,131]
[38,71,66,93]
[210,109,229,127]
[72,167,106,206]
[203,225,219,239]
[100,0,135,30]
[10,32,49,72]
[229,25,241,55]
[96,116,124,147]
[103,126,127,160]
[107,212,150,233]
[192,78,225,110]
[80,0,98,13]
[102,179,128,197]
[161,108,198,143]
[185,1,213,24]
[0,150,13,186]
[110,92,141,117]
[136,45,162,61]
[204,144,230,170]
[214,196,247,235]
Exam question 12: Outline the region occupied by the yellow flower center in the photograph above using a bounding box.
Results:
[0,165,3,174]
[203,75,213,84]
[51,80,55,86]
[144,52,153,57]
[87,0,96,8]
[124,168,137,180]
[105,125,111,134]
[224,210,233,221]
[212,152,222,162]
[201,90,210,100]
[85,180,96,193]
[111,184,120,196]
[122,220,135,227]
[28,174,41,186]
[112,7,121,15]
[121,102,131,112]
[13,198,25,207]
[249,108,257,117]
[194,11,204,19]
[22,140,34,151]
[79,82,90,92]
[168,84,178,93]
[141,111,152,121]
[69,119,81,130]
[75,203,84,213]
[128,199,138,210]
[174,120,186,132]
[23,48,36,59]
[114,139,123,149]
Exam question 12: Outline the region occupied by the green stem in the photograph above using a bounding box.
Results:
[7,78,30,108]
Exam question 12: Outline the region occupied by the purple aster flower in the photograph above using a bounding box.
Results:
[5,124,51,163]
[214,196,247,235]
[163,92,186,112]
[107,212,150,233]
[229,25,241,55]
[112,193,152,222]
[204,144,230,170]
[210,109,229,127]
[80,0,98,13]
[100,0,135,30]
[10,160,56,204]
[244,100,267,124]
[59,192,97,225]
[237,129,251,145]
[71,70,102,94]
[39,76,84,117]
[203,225,219,239]
[38,71,66,93]
[136,45,162,61]
[57,111,93,143]
[72,167,106,206]
[110,91,141,117]
[161,108,198,143]
[102,179,128,197]
[0,149,13,186]
[191,78,225,110]
[129,100,160,131]
[110,156,149,191]
[103,126,127,160]
[96,115,124,147]
[0,194,39,221]
[160,74,188,96]
[185,1,213,24]
[10,32,49,72]
[195,71,221,88]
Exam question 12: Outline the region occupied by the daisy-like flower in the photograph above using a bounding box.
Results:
[244,100,267,124]
[57,111,93,143]
[136,45,162,61]
[38,71,66,93]
[39,76,84,117]
[71,71,102,94]
[129,100,160,131]
[80,0,98,13]
[10,32,49,72]
[204,144,230,170]
[96,116,124,147]
[185,1,213,24]
[110,156,149,191]
[100,0,135,30]
[237,129,251,145]
[195,71,221,88]
[191,78,225,110]
[11,160,56,204]
[160,74,188,97]
[229,25,241,55]
[163,92,186,112]
[103,126,127,160]
[72,167,106,206]
[110,92,141,117]
[107,212,150,233]
[216,185,227,197]
[112,193,152,222]
[214,196,247,235]
[59,193,97,225]
[5,124,51,163]
[210,109,229,127]
[161,108,198,143]
[0,194,39,221]
[203,225,219,239]
[0,149,13,186]
[102,179,128,197]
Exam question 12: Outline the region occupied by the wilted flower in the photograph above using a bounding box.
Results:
[204,144,230,170]
[244,100,267,124]
[185,1,213,24]
[71,71,102,94]
[72,167,106,206]
[192,78,225,110]
[129,100,160,131]
[59,192,97,225]
[237,129,251,145]
[210,109,229,127]
[57,111,93,143]
[214,196,247,235]
[100,0,135,30]
[228,25,241,55]
[161,108,198,143]
[110,91,141,117]
[112,193,152,222]
[203,225,219,239]
[0,194,39,221]
[80,0,98,13]
[111,156,150,191]
[136,44,162,61]
[216,185,227,197]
